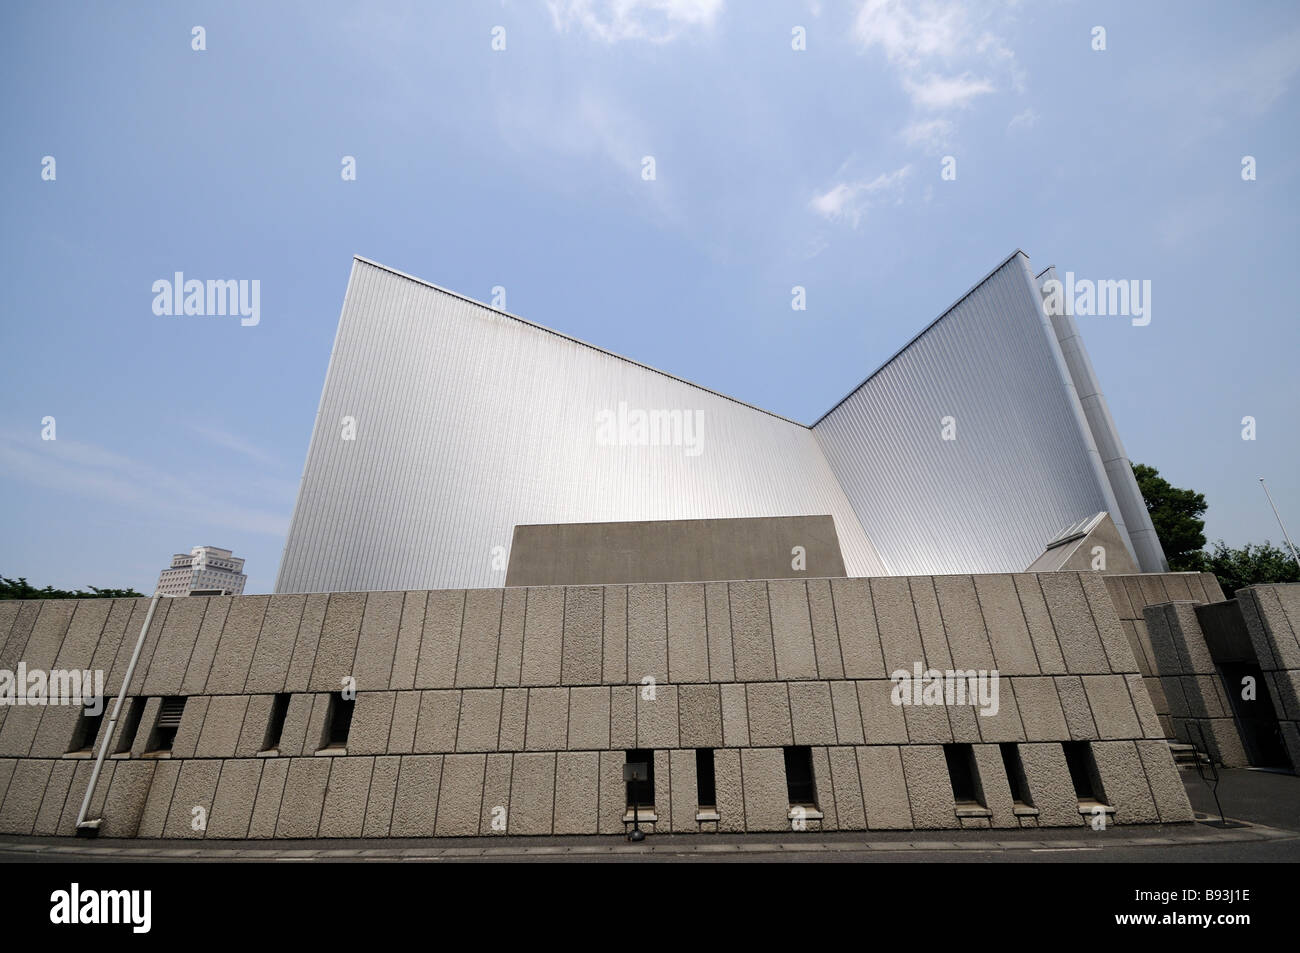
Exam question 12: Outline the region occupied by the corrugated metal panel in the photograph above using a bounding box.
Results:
[812,252,1122,575]
[275,259,889,593]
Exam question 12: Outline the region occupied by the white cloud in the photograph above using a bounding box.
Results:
[809,165,911,228]
[904,72,995,110]
[547,0,724,43]
[190,425,281,467]
[900,117,955,150]
[1008,107,1039,131]
[853,0,972,67]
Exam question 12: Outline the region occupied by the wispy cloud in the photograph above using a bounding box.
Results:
[904,72,995,110]
[189,425,282,467]
[809,165,912,228]
[1008,107,1039,131]
[0,432,291,537]
[900,117,955,151]
[546,0,724,43]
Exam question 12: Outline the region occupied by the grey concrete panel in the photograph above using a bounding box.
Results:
[205,596,269,695]
[1135,740,1193,822]
[678,684,722,748]
[363,756,400,837]
[973,575,1040,676]
[308,592,365,693]
[857,679,908,744]
[1080,574,1138,673]
[600,585,627,684]
[1039,574,1110,674]
[745,683,793,747]
[525,687,569,751]
[391,591,427,690]
[1018,742,1084,827]
[494,587,527,687]
[480,753,513,835]
[248,757,289,838]
[508,752,555,835]
[769,580,818,680]
[353,590,403,691]
[207,760,263,839]
[971,744,1019,829]
[704,582,735,682]
[434,754,486,836]
[391,755,443,836]
[870,577,925,674]
[1092,741,1159,824]
[1012,575,1068,674]
[910,577,953,671]
[456,588,503,688]
[830,681,865,744]
[414,589,464,689]
[348,691,396,755]
[668,748,698,832]
[790,681,837,745]
[164,760,222,839]
[857,745,913,830]
[282,593,327,694]
[497,688,529,752]
[317,756,374,838]
[900,745,955,829]
[610,686,638,749]
[194,695,249,758]
[934,575,999,672]
[666,583,710,683]
[1082,674,1142,739]
[561,586,603,686]
[637,684,679,750]
[99,759,155,838]
[136,760,181,838]
[520,586,563,686]
[975,680,1025,743]
[245,593,307,694]
[413,690,461,753]
[567,686,610,750]
[626,583,668,686]
[457,689,504,752]
[713,748,744,832]
[1055,676,1099,740]
[807,579,844,679]
[827,746,866,830]
[809,746,838,829]
[388,691,420,754]
[720,683,749,747]
[34,760,75,835]
[553,751,599,834]
[55,760,112,836]
[728,581,776,681]
[274,758,330,838]
[740,748,789,832]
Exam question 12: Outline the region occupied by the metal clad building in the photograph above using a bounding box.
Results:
[275,251,1164,593]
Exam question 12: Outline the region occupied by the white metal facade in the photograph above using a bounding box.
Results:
[275,252,1164,593]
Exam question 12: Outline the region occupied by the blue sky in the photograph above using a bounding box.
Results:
[2,0,1297,595]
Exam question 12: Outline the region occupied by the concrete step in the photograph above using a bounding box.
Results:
[1169,742,1210,766]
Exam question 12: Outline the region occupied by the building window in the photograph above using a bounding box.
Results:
[695,748,716,811]
[783,746,818,808]
[145,697,186,753]
[67,703,105,754]
[624,749,655,811]
[322,692,354,750]
[262,693,291,752]
[114,697,146,754]
[1000,743,1033,806]
[1063,741,1106,803]
[944,743,983,806]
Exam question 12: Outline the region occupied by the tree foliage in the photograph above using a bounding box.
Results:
[0,576,144,601]
[1131,463,1207,571]
[1186,541,1300,596]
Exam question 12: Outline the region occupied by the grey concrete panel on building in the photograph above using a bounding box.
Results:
[247,757,289,838]
[971,744,1019,829]
[307,592,365,694]
[140,597,205,697]
[1012,575,1068,673]
[1017,742,1084,827]
[1080,574,1138,673]
[870,577,925,673]
[205,596,269,695]
[789,681,837,745]
[600,585,627,685]
[508,752,555,835]
[480,753,513,835]
[525,687,569,751]
[245,593,306,694]
[678,683,723,748]
[207,760,263,839]
[1039,574,1110,674]
[856,680,908,743]
[769,579,819,680]
[666,583,709,683]
[164,759,222,839]
[282,592,327,694]
[318,756,374,838]
[303,693,332,755]
[712,747,744,832]
[626,583,668,686]
[348,691,396,755]
[809,746,838,829]
[745,683,793,747]
[0,760,16,821]
[947,704,981,744]
[553,751,599,834]
[99,759,156,838]
[974,680,1025,743]
[274,758,330,838]
[561,586,603,686]
[933,575,999,672]
[1135,740,1194,822]
[704,582,735,682]
[21,601,78,675]
[414,589,464,689]
[388,691,421,754]
[720,683,749,748]
[729,581,776,681]
[494,587,527,687]
[910,577,952,672]
[610,686,638,749]
[826,746,865,830]
[34,760,75,835]
[1091,741,1159,824]
[902,698,953,744]
[505,515,847,587]
[857,745,912,829]
[457,689,504,752]
[806,579,843,679]
[353,590,404,691]
[456,588,504,688]
[1082,674,1142,739]
[637,684,679,750]
[1055,676,1099,740]
[56,760,113,836]
[391,755,442,837]
[434,754,486,837]
[828,681,864,744]
[167,695,207,759]
[363,755,400,837]
[520,586,563,686]
[391,591,427,690]
[128,697,163,757]
[740,748,789,832]
[567,686,610,750]
[973,575,1040,675]
[597,750,625,835]
[501,690,535,752]
[900,745,956,829]
[414,690,461,753]
[136,760,181,838]
[668,748,698,832]
[195,694,249,758]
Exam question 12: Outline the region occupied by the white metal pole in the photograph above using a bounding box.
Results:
[75,592,162,831]
[1260,478,1300,575]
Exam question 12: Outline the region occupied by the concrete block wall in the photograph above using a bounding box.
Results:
[1102,573,1224,738]
[0,574,1192,838]
[1234,584,1300,772]
[1141,602,1248,766]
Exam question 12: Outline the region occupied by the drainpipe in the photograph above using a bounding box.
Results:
[75,592,163,834]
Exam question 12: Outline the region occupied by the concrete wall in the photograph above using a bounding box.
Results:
[1102,573,1224,738]
[1235,583,1300,772]
[505,515,846,587]
[0,574,1191,838]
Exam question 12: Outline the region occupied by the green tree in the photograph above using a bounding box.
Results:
[1188,541,1300,596]
[0,576,144,601]
[1131,463,1207,571]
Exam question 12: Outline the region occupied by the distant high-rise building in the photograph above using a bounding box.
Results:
[156,546,247,596]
